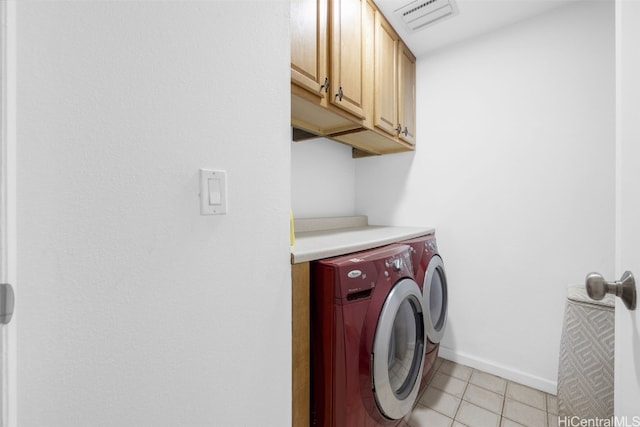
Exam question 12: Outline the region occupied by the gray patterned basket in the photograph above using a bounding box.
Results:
[557,284,614,419]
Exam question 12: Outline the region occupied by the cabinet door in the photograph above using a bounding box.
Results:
[291,0,328,98]
[374,11,399,137]
[330,0,365,119]
[398,42,416,146]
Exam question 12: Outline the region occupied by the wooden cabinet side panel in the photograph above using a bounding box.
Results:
[292,262,311,427]
[291,0,327,98]
[398,42,416,146]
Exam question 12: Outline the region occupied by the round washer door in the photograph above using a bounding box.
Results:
[372,278,425,420]
[424,255,448,343]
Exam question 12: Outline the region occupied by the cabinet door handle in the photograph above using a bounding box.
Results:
[335,86,343,101]
[320,77,329,93]
[396,124,402,134]
[403,127,409,137]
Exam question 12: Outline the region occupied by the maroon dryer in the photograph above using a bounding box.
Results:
[396,234,448,394]
[311,244,427,426]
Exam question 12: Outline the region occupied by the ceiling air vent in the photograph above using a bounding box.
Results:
[395,0,458,32]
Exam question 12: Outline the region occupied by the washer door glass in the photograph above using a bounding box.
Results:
[424,255,448,343]
[372,278,425,420]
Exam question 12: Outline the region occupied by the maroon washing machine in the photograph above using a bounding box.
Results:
[311,244,426,426]
[396,234,448,394]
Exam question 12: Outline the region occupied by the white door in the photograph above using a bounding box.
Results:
[615,0,640,417]
[0,1,16,426]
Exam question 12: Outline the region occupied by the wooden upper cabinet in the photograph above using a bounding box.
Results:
[374,11,399,137]
[291,0,328,98]
[330,0,365,119]
[374,12,415,146]
[290,0,417,155]
[398,41,416,146]
[290,0,362,136]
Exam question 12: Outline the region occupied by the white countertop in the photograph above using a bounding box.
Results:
[290,216,434,264]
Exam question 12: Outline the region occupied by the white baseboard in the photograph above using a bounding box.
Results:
[438,346,558,395]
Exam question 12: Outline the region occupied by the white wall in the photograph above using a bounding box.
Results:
[16,2,291,426]
[355,1,615,393]
[291,138,356,218]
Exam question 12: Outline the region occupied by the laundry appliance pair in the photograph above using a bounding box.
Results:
[310,234,448,426]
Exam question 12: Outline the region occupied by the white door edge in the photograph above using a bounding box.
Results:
[0,1,17,426]
[615,0,640,418]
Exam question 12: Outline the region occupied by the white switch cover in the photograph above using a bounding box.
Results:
[200,169,227,215]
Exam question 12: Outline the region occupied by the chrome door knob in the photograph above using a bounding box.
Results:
[585,271,637,310]
[0,283,14,324]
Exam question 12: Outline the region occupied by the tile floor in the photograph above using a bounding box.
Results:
[402,358,558,427]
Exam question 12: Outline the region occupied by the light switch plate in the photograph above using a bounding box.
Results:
[199,169,227,215]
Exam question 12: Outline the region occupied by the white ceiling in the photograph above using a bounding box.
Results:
[374,0,585,58]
